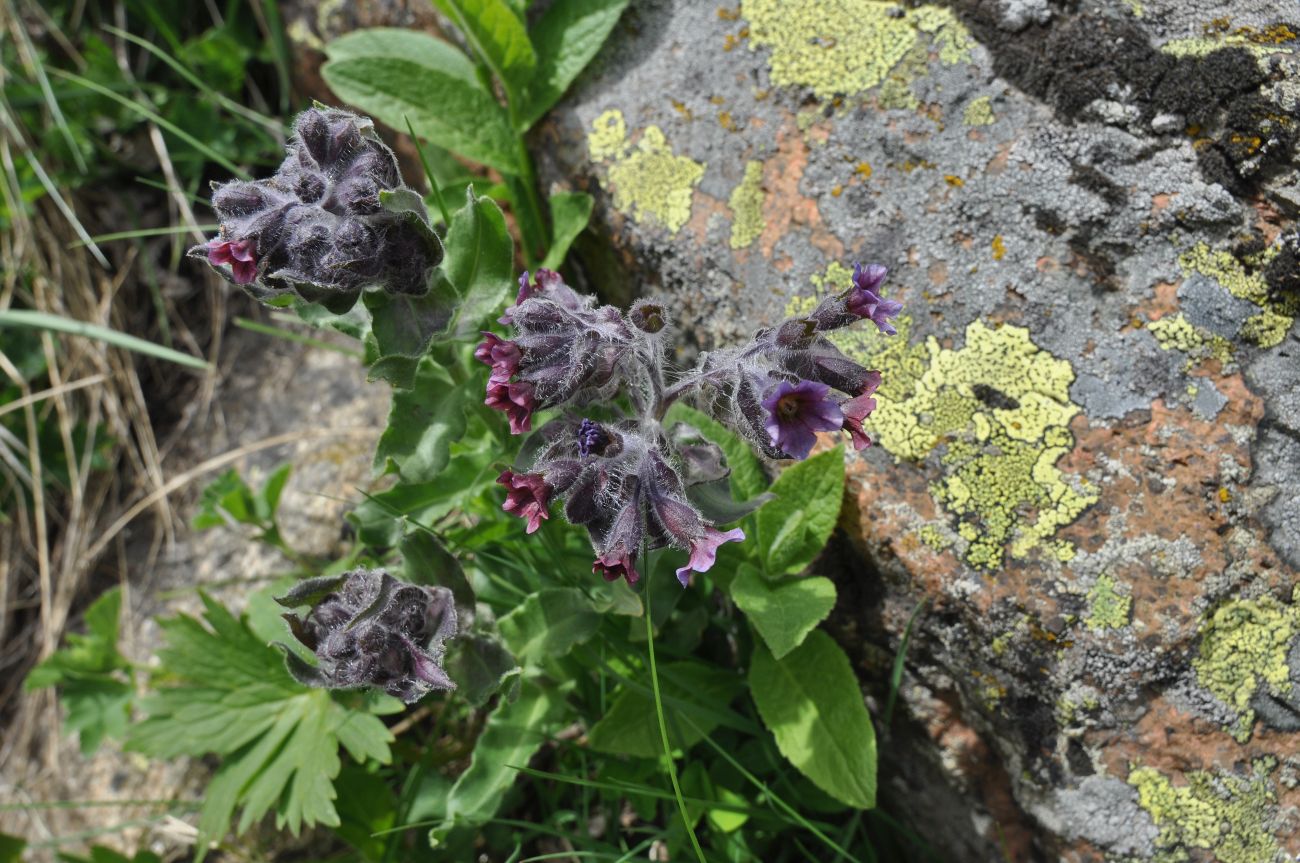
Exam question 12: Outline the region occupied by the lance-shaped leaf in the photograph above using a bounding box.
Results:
[541,190,593,269]
[433,0,536,104]
[441,187,514,339]
[519,0,631,129]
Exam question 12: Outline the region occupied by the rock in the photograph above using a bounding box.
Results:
[533,0,1300,859]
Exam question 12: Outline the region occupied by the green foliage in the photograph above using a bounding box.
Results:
[0,833,23,863]
[126,594,393,857]
[24,588,131,755]
[498,588,602,662]
[731,563,837,660]
[749,631,878,810]
[56,847,161,863]
[588,661,745,758]
[375,358,468,482]
[754,445,847,575]
[193,464,291,541]
[432,0,537,103]
[542,191,595,269]
[519,0,633,129]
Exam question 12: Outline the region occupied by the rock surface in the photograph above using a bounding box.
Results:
[532,1,1300,860]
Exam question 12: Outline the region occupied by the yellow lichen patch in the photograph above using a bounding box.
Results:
[918,523,952,551]
[855,161,873,180]
[1085,574,1132,630]
[1161,27,1294,58]
[848,319,1097,569]
[728,160,766,250]
[963,96,995,126]
[590,118,706,235]
[1193,587,1300,743]
[1147,313,1235,368]
[742,0,972,100]
[1178,243,1296,348]
[991,234,1006,261]
[1128,760,1280,863]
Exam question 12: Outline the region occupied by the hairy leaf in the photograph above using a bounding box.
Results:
[442,187,514,338]
[323,29,518,172]
[749,631,876,810]
[24,588,131,755]
[731,563,836,659]
[126,594,393,858]
[498,588,601,663]
[375,357,468,483]
[520,0,630,129]
[587,661,744,758]
[754,446,845,576]
[664,403,768,501]
[433,0,536,103]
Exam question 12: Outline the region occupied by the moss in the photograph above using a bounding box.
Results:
[1085,574,1132,630]
[742,0,971,100]
[589,117,706,235]
[1193,587,1300,743]
[963,96,995,126]
[1128,760,1280,863]
[728,160,766,249]
[1178,242,1296,348]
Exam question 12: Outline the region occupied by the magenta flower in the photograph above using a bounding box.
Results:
[675,527,746,586]
[485,379,537,434]
[841,371,882,451]
[207,238,257,285]
[500,268,564,323]
[846,262,901,335]
[497,470,551,534]
[593,549,640,585]
[762,379,845,459]
[474,332,522,382]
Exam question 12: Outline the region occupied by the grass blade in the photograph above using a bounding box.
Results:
[883,598,927,726]
[0,310,210,370]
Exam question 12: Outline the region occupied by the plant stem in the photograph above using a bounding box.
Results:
[644,586,708,863]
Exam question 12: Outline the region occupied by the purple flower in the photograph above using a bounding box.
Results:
[485,379,537,434]
[593,549,640,585]
[501,268,565,323]
[675,527,746,587]
[841,371,881,451]
[846,262,901,335]
[762,379,845,460]
[498,470,551,534]
[577,419,611,457]
[208,238,257,285]
[475,332,522,382]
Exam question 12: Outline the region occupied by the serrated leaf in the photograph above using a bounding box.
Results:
[442,187,514,338]
[375,357,467,483]
[731,563,836,659]
[498,588,600,663]
[323,29,518,173]
[433,0,536,102]
[587,662,744,758]
[126,594,393,859]
[754,446,845,576]
[664,403,767,501]
[541,190,593,269]
[24,588,132,755]
[748,631,876,810]
[520,0,630,129]
[436,678,566,836]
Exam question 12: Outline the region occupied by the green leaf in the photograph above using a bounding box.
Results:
[0,309,210,369]
[754,446,845,576]
[498,588,600,663]
[256,463,293,523]
[24,588,132,755]
[378,187,443,256]
[436,678,566,836]
[748,631,876,810]
[587,662,744,758]
[433,0,537,103]
[441,187,515,338]
[126,595,393,857]
[363,286,456,385]
[398,527,476,621]
[540,190,593,269]
[519,0,631,129]
[191,468,256,530]
[0,833,23,863]
[731,563,836,660]
[374,357,467,483]
[664,403,767,501]
[323,29,519,172]
[445,634,521,707]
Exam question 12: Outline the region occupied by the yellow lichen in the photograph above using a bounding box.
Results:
[590,119,706,235]
[963,96,995,126]
[742,0,972,100]
[1128,760,1281,863]
[1193,587,1300,743]
[1160,32,1290,59]
[991,235,1006,261]
[918,524,952,551]
[728,160,766,250]
[1147,313,1235,368]
[1178,242,1296,349]
[588,109,629,161]
[1085,574,1132,630]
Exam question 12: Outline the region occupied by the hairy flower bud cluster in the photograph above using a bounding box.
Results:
[192,107,441,311]
[481,264,900,586]
[276,569,457,703]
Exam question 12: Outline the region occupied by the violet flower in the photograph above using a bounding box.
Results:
[207,238,257,285]
[847,263,902,335]
[498,470,551,534]
[841,372,882,451]
[762,379,845,460]
[675,527,746,587]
